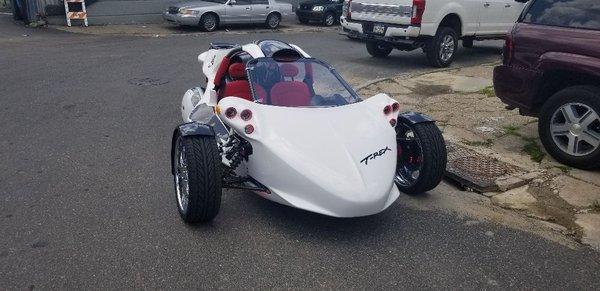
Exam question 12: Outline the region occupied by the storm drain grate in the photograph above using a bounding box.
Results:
[445,143,524,192]
[127,78,169,86]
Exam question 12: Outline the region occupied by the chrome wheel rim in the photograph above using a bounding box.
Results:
[325,14,334,26]
[439,35,455,62]
[395,123,423,187]
[268,15,280,28]
[204,15,216,31]
[174,137,190,211]
[550,102,600,156]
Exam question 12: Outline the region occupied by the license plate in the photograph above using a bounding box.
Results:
[373,24,385,35]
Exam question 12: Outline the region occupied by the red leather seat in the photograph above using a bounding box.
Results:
[220,63,253,102]
[270,64,311,107]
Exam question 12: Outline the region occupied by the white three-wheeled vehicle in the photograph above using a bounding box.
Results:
[171,40,447,223]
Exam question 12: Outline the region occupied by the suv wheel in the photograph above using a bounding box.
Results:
[425,27,458,68]
[366,41,393,58]
[323,12,335,26]
[539,86,600,170]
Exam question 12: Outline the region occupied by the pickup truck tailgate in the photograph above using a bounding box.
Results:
[350,0,413,25]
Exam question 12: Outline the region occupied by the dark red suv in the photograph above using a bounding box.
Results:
[494,0,600,170]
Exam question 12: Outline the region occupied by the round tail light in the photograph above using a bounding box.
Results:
[383,105,392,115]
[225,107,237,119]
[392,102,400,112]
[389,118,397,127]
[244,124,254,134]
[240,109,252,121]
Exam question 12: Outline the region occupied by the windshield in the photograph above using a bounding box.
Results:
[247,58,361,107]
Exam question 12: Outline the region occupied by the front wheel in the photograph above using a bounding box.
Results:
[425,27,458,68]
[173,133,222,223]
[199,13,218,32]
[366,41,393,58]
[395,121,447,195]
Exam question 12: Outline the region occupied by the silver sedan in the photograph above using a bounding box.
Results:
[163,0,292,31]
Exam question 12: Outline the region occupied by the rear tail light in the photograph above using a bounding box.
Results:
[383,105,392,115]
[503,31,514,65]
[346,0,352,20]
[392,102,400,112]
[225,107,237,119]
[389,118,397,127]
[240,109,252,121]
[244,124,254,134]
[411,0,426,25]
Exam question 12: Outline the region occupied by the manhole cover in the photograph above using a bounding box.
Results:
[445,143,524,192]
[128,78,169,86]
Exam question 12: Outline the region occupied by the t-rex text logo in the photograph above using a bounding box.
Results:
[360,146,392,165]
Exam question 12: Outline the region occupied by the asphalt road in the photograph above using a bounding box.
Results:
[1,16,600,289]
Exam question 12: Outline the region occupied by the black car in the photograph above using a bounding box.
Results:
[295,0,343,26]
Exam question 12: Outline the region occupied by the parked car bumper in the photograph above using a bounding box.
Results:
[340,16,420,38]
[163,12,200,26]
[493,64,542,116]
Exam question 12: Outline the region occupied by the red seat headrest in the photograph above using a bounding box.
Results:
[280,64,299,78]
[229,63,247,80]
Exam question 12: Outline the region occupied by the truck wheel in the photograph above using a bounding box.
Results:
[265,13,281,29]
[395,121,447,195]
[538,86,600,170]
[173,133,222,223]
[199,13,219,32]
[366,41,393,58]
[323,12,335,26]
[425,27,458,68]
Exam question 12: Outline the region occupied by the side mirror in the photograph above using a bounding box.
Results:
[207,89,218,106]
[228,0,236,5]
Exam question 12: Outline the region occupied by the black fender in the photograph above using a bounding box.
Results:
[170,122,215,175]
[397,111,434,125]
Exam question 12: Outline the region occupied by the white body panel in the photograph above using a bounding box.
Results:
[215,94,400,217]
[342,0,526,38]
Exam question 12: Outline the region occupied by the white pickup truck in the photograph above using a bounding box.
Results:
[341,0,528,67]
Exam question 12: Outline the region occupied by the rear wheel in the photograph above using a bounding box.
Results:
[366,41,393,58]
[538,86,600,170]
[173,133,222,223]
[425,27,458,67]
[265,13,281,29]
[323,12,335,26]
[395,121,447,195]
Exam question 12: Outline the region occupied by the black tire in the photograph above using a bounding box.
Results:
[265,13,281,29]
[366,41,393,58]
[199,13,219,32]
[298,17,309,24]
[173,133,222,223]
[395,121,447,195]
[463,38,474,48]
[538,86,600,170]
[425,26,458,68]
[323,12,335,26]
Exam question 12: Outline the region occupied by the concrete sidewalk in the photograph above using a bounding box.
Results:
[358,63,600,251]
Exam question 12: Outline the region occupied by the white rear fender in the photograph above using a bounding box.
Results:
[217,94,402,217]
